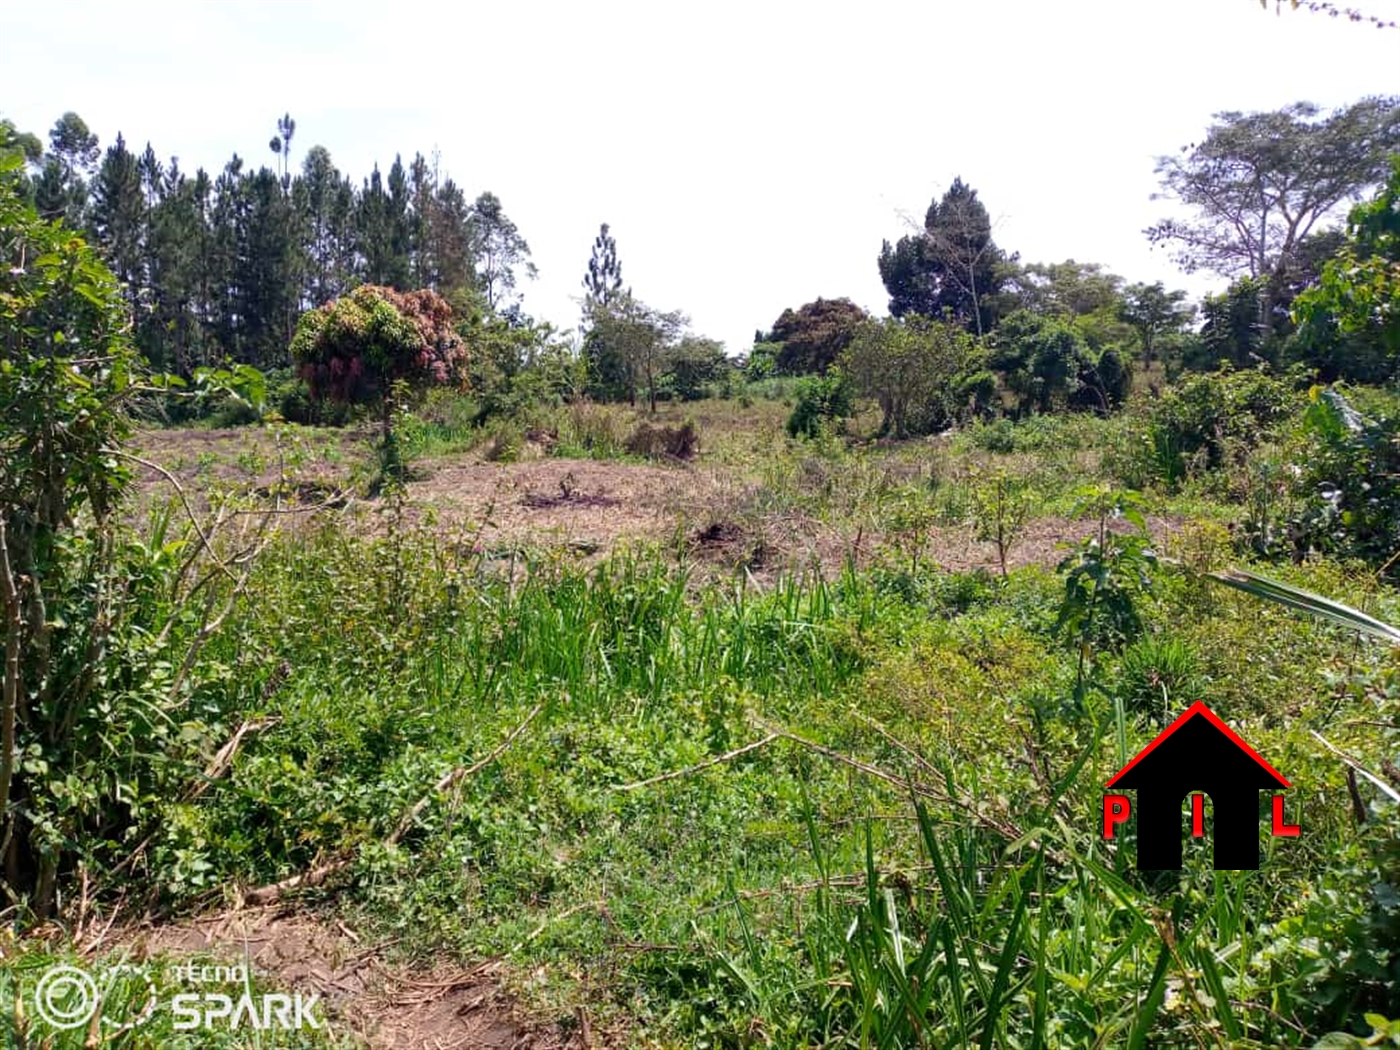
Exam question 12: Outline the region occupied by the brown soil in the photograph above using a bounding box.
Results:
[114,909,593,1049]
[133,429,1187,580]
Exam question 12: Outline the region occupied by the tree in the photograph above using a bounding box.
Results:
[879,178,1009,335]
[988,310,1093,415]
[268,112,296,189]
[843,315,984,437]
[1146,97,1400,328]
[1119,281,1194,366]
[87,132,145,300]
[1006,259,1125,319]
[763,297,867,374]
[668,335,727,401]
[585,293,685,413]
[581,222,624,321]
[32,113,97,225]
[1293,156,1400,382]
[471,191,536,311]
[291,285,468,479]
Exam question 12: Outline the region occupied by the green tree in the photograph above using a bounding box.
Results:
[667,335,728,400]
[988,310,1093,414]
[878,178,1009,335]
[581,222,624,321]
[32,112,97,225]
[586,293,685,413]
[1293,156,1400,382]
[843,315,983,437]
[87,131,145,300]
[1119,281,1194,366]
[763,297,867,374]
[471,191,536,311]
[1146,97,1400,328]
[291,285,468,479]
[268,111,296,188]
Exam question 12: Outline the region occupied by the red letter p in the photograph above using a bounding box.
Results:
[1103,794,1131,839]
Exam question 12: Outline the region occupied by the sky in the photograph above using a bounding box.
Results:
[2,0,1398,353]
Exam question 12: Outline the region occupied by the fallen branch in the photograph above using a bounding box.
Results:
[1310,729,1400,803]
[244,701,545,905]
[616,733,780,791]
[184,717,281,801]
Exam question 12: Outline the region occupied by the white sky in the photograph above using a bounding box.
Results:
[3,0,1398,353]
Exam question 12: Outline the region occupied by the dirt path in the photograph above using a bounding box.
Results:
[115,910,591,1049]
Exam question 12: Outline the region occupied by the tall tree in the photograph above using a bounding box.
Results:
[1146,97,1400,329]
[299,145,356,305]
[33,113,98,225]
[581,222,624,321]
[268,112,296,188]
[88,132,146,302]
[470,191,536,311]
[878,178,1008,335]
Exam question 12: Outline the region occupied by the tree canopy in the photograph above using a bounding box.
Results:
[878,178,1009,335]
[1146,97,1400,325]
[763,297,867,374]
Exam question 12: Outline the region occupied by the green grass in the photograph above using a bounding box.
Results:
[16,391,1400,1048]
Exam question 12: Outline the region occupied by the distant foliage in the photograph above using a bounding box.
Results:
[1114,368,1299,487]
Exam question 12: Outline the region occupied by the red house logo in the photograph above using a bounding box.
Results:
[1102,702,1300,869]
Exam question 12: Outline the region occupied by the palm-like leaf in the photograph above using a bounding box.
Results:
[1208,567,1400,645]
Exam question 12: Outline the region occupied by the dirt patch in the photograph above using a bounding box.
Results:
[918,514,1184,575]
[113,910,587,1049]
[520,473,623,511]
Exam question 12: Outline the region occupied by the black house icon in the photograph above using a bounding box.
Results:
[1106,702,1290,869]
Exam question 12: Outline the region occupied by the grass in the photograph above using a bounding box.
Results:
[16,389,1400,1047]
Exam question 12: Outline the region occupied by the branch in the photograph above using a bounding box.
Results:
[0,518,23,857]
[616,733,780,791]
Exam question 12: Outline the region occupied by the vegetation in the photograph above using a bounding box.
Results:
[4,86,1400,1050]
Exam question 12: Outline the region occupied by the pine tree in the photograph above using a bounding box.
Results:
[88,133,146,302]
[581,222,624,321]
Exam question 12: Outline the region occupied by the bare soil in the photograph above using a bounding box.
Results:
[115,909,594,1049]
[133,428,1186,579]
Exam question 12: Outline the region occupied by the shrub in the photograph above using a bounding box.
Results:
[1111,368,1299,488]
[786,368,855,438]
[1116,635,1206,721]
[1283,387,1400,571]
[626,420,699,460]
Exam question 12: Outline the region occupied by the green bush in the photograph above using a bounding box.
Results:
[786,369,854,438]
[1109,368,1299,488]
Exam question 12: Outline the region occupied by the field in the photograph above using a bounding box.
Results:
[7,387,1400,1049]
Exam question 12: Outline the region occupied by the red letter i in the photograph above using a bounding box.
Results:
[1191,794,1205,837]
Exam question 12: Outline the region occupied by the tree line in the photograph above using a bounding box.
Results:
[7,111,535,375]
[755,94,1400,437]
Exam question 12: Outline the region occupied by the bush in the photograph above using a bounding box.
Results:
[1283,387,1400,571]
[626,420,699,460]
[786,369,854,438]
[1109,368,1299,488]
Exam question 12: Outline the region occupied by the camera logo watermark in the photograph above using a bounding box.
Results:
[30,961,320,1033]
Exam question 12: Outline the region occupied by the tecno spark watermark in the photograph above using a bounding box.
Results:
[31,960,321,1033]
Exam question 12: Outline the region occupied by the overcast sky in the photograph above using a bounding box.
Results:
[3,0,1397,352]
